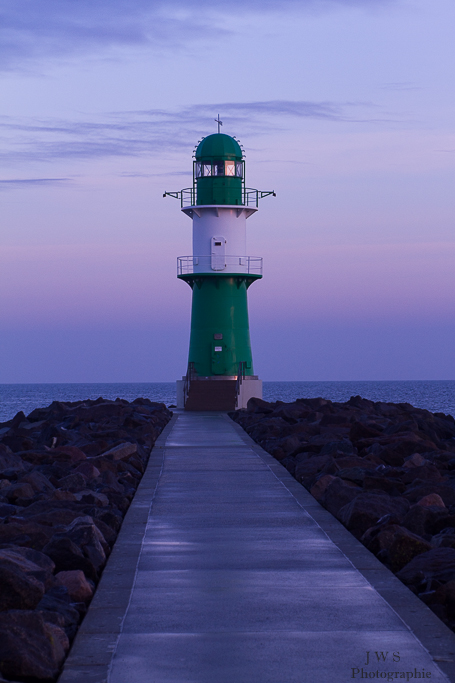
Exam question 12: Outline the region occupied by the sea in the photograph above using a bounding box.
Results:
[1,381,455,424]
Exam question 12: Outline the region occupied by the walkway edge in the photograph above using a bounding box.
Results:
[226,414,455,682]
[58,413,179,683]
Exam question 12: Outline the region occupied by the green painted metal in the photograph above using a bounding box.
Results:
[180,275,257,377]
[195,134,242,160]
[195,133,244,206]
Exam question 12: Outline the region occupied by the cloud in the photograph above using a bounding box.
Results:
[0,177,71,189]
[0,0,396,71]
[0,99,380,169]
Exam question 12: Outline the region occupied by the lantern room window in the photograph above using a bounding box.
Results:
[195,162,202,178]
[203,163,212,176]
[236,162,243,177]
[213,160,224,176]
[225,161,235,176]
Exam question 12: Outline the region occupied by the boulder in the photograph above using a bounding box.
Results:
[0,547,54,588]
[0,448,28,476]
[36,586,80,639]
[338,493,409,539]
[397,548,455,587]
[418,493,446,508]
[310,474,335,502]
[362,524,432,572]
[19,471,55,493]
[402,504,448,538]
[101,442,137,461]
[0,610,67,681]
[0,565,45,610]
[57,473,88,492]
[55,570,93,603]
[42,536,97,580]
[0,520,53,550]
[2,482,35,502]
[321,478,361,518]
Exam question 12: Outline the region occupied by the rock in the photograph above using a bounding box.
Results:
[0,610,67,681]
[0,565,45,610]
[432,529,455,550]
[2,482,35,502]
[402,464,445,485]
[310,474,335,502]
[0,503,17,517]
[0,520,54,550]
[0,544,55,573]
[320,440,357,457]
[417,493,446,508]
[19,471,55,493]
[36,586,80,638]
[74,462,100,480]
[0,448,28,476]
[101,442,137,460]
[0,547,54,588]
[350,421,382,441]
[402,504,448,538]
[335,467,370,486]
[362,524,432,572]
[52,446,86,463]
[55,570,93,603]
[338,493,409,539]
[322,478,361,518]
[403,453,428,468]
[397,548,455,586]
[42,536,97,580]
[294,455,336,487]
[57,473,88,492]
[404,483,455,507]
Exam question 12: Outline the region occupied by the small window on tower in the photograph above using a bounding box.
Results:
[225,161,235,176]
[195,163,202,178]
[213,160,224,176]
[236,162,243,177]
[214,241,222,246]
[203,164,212,176]
[214,346,223,353]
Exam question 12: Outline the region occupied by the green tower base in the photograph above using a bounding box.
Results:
[178,273,261,378]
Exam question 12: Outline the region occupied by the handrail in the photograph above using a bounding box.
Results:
[235,361,247,407]
[177,255,262,276]
[163,188,275,209]
[183,362,196,407]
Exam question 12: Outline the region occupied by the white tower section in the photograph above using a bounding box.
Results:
[179,205,260,275]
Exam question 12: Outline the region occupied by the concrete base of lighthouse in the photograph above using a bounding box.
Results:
[176,377,262,411]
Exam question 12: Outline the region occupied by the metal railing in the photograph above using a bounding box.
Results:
[177,255,262,276]
[164,188,275,209]
[235,361,247,406]
[183,362,196,407]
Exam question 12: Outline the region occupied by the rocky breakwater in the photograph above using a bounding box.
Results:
[0,397,172,683]
[230,396,455,632]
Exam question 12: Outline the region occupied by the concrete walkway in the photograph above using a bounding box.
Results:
[60,412,455,683]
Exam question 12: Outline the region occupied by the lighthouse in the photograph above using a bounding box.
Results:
[165,125,274,410]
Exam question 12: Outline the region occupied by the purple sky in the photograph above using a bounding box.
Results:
[1,0,454,382]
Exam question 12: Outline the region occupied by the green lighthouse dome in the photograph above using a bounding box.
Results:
[194,133,244,206]
[195,133,243,161]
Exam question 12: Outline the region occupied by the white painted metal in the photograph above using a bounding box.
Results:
[211,236,226,271]
[181,205,257,274]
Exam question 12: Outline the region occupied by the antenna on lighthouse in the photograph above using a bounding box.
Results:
[215,115,223,134]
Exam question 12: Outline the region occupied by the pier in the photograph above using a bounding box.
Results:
[60,412,455,682]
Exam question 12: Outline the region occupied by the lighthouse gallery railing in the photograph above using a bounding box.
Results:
[177,255,262,276]
[164,188,275,208]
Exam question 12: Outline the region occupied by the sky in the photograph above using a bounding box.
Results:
[1,0,454,383]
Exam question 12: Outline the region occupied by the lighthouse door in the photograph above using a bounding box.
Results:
[211,236,226,271]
